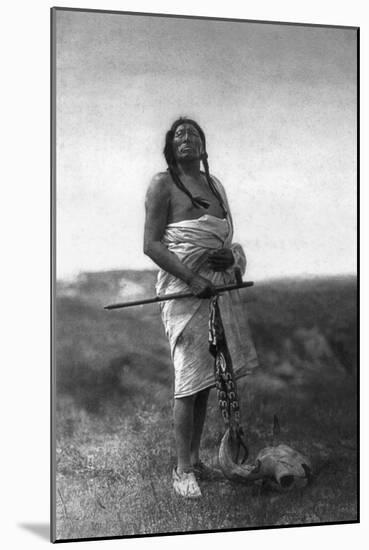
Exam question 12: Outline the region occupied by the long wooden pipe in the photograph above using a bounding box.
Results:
[104,280,254,310]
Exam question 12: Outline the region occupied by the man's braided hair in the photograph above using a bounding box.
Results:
[163,117,226,214]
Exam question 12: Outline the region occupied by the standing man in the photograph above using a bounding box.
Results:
[144,117,258,498]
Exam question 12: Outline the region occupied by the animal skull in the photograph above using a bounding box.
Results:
[219,427,312,491]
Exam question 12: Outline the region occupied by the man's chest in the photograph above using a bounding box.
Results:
[169,179,225,222]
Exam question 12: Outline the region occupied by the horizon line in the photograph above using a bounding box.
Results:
[56,268,357,284]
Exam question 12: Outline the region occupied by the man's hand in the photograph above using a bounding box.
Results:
[207,248,234,271]
[188,274,217,298]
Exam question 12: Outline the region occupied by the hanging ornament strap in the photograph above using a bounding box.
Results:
[209,295,249,463]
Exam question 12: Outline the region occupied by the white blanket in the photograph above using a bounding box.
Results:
[156,188,258,398]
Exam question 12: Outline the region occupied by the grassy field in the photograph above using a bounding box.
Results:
[54,272,357,540]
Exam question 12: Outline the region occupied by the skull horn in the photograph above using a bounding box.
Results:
[219,428,263,482]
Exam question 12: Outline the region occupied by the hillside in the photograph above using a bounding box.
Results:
[54,271,357,540]
[56,271,357,406]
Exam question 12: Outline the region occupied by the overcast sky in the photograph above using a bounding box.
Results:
[55,9,357,281]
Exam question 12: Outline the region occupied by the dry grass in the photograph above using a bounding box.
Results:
[54,274,357,540]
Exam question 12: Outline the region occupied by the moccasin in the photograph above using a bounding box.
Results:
[172,468,202,498]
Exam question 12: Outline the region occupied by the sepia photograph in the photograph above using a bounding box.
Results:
[51,7,358,542]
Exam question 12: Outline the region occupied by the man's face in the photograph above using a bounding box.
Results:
[172,123,204,162]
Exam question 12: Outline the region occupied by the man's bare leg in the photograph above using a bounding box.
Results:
[190,388,210,466]
[173,394,195,473]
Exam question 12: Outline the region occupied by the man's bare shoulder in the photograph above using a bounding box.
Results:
[146,172,171,204]
[209,174,224,190]
[148,172,171,193]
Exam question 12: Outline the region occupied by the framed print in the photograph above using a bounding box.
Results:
[51,7,358,543]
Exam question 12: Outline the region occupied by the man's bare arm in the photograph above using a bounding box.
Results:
[143,173,215,297]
